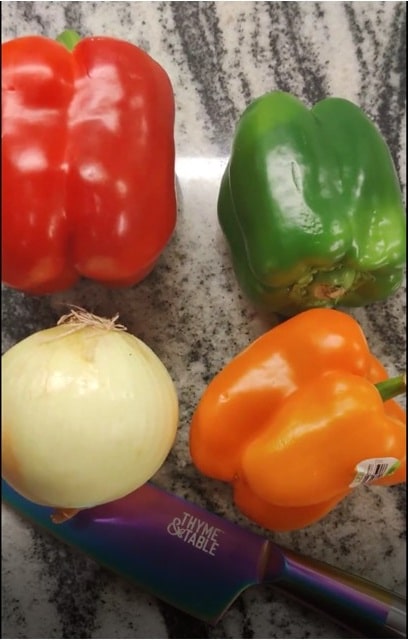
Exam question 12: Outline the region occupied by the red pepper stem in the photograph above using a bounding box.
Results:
[56,30,82,51]
[375,374,406,402]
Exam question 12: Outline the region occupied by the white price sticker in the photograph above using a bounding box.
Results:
[349,457,400,488]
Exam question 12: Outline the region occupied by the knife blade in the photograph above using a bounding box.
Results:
[2,479,406,638]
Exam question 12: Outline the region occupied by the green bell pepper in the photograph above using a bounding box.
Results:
[218,91,406,317]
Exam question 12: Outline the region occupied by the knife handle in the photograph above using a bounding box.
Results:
[267,546,407,639]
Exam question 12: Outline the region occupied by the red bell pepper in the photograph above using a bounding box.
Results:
[2,31,176,295]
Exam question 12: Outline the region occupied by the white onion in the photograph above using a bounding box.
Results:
[1,308,179,514]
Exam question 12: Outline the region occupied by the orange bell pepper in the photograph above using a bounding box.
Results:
[189,308,406,531]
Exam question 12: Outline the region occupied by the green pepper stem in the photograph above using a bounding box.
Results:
[56,30,82,51]
[375,374,406,402]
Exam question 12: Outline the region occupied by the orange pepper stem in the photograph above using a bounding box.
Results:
[375,374,406,402]
[56,30,82,51]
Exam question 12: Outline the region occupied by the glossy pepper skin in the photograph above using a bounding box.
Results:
[2,33,176,295]
[189,309,406,532]
[218,91,406,317]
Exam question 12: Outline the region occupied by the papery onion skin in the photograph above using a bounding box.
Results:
[1,314,179,509]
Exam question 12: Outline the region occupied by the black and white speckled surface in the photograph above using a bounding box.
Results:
[1,2,407,639]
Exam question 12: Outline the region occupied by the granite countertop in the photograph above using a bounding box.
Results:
[1,2,407,639]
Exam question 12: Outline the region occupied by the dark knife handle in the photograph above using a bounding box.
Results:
[267,546,407,638]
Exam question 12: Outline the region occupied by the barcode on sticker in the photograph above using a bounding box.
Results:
[349,457,400,488]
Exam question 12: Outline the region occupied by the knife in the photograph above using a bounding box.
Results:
[2,479,406,638]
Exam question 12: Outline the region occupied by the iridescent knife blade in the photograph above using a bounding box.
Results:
[2,480,406,638]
